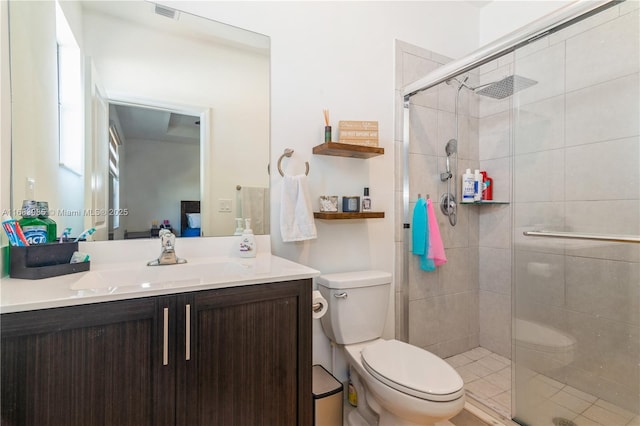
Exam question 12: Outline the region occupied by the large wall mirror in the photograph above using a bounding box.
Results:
[8,0,270,241]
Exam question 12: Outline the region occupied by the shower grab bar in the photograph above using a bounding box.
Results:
[523,231,640,244]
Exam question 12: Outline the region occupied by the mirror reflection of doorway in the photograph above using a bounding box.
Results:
[107,104,201,240]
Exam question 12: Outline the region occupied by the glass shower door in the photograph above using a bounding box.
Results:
[512,3,639,425]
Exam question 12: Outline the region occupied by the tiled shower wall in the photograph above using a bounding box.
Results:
[394,41,514,360]
[395,41,482,359]
[512,3,639,413]
[476,56,514,359]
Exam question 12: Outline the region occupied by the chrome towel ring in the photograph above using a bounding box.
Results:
[277,148,309,177]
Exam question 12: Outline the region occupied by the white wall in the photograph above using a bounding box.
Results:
[1,1,10,274]
[120,138,200,235]
[479,0,572,45]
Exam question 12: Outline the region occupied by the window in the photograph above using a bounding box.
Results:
[109,124,121,229]
[56,1,83,175]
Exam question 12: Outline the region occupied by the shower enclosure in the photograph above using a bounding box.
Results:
[397,1,639,425]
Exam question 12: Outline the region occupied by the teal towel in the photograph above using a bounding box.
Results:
[411,198,435,271]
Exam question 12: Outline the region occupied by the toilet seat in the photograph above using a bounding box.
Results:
[361,340,464,402]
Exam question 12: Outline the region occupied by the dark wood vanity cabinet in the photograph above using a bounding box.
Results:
[1,279,312,426]
[0,296,173,426]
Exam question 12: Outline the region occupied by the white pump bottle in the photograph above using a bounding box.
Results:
[239,218,256,258]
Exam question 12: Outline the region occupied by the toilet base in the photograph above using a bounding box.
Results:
[378,410,438,426]
[347,409,373,426]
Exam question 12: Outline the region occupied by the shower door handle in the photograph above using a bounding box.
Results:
[523,231,640,244]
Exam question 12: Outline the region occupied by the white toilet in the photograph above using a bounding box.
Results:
[318,270,465,426]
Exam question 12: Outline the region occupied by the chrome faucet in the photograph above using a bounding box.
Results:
[147,229,187,266]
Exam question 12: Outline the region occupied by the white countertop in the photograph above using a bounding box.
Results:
[0,236,320,313]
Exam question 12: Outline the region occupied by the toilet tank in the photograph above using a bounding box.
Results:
[317,270,391,345]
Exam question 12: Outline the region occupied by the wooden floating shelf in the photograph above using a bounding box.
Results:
[312,142,384,159]
[314,212,385,220]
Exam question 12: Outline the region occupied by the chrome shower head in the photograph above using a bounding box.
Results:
[440,139,458,181]
[445,138,457,157]
[475,75,537,99]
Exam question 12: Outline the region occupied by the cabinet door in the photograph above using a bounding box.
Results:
[1,297,175,426]
[179,280,312,426]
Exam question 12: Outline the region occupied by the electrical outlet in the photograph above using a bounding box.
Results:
[218,199,232,212]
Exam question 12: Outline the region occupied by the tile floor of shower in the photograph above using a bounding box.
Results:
[342,346,639,425]
[444,347,640,426]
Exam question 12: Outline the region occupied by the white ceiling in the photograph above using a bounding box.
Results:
[81,1,269,53]
[112,104,200,146]
[464,1,494,8]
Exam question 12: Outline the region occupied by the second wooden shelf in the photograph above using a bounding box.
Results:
[314,212,385,220]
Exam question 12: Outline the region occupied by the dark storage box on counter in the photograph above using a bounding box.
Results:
[9,242,90,280]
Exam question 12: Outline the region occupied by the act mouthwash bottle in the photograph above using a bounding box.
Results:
[37,201,57,243]
[19,200,48,245]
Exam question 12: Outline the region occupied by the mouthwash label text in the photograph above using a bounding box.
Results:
[22,226,48,245]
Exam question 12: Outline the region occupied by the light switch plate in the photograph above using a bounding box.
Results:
[218,199,232,212]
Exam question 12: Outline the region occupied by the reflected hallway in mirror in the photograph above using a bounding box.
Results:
[107,103,200,240]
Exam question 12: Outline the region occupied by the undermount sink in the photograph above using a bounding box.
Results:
[70,260,250,291]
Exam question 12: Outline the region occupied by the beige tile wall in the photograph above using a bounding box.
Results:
[395,41,481,359]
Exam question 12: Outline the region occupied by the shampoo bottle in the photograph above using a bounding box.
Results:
[462,169,475,202]
[239,218,256,258]
[483,173,493,200]
[474,169,482,202]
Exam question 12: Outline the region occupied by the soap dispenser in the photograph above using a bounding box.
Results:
[239,218,256,258]
[234,218,244,236]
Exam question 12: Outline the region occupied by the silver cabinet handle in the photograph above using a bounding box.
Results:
[334,292,348,299]
[185,304,191,361]
[163,307,169,366]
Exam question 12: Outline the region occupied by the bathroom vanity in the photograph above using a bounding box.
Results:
[0,237,319,426]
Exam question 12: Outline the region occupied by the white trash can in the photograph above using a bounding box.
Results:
[312,364,343,426]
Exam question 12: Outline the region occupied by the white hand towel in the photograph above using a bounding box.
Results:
[240,186,270,234]
[280,174,317,242]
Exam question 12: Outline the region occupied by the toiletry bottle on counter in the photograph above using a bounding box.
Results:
[362,187,372,211]
[473,169,482,202]
[462,169,475,202]
[19,200,48,245]
[239,218,256,258]
[37,201,57,242]
[234,218,244,236]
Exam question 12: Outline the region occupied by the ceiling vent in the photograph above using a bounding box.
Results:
[154,4,179,20]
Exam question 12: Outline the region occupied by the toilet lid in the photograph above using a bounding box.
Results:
[361,340,464,402]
